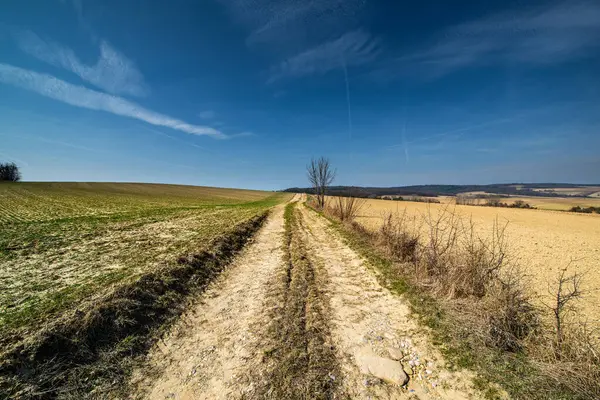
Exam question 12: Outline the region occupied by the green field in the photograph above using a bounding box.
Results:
[0,182,287,337]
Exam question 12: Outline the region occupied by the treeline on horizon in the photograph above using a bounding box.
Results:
[283,183,600,198]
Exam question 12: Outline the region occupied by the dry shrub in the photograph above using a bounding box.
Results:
[535,266,600,397]
[420,204,461,280]
[414,206,511,300]
[378,210,420,264]
[455,195,478,206]
[484,266,539,351]
[327,196,366,222]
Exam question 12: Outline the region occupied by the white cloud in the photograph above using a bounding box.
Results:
[268,30,378,82]
[198,110,216,119]
[394,2,600,79]
[16,31,149,97]
[0,63,226,139]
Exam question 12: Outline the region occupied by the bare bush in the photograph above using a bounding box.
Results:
[420,204,461,280]
[454,217,508,298]
[328,196,366,222]
[485,266,539,351]
[537,264,600,397]
[455,195,477,206]
[378,210,420,263]
[485,197,503,207]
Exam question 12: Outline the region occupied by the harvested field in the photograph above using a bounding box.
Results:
[0,182,287,339]
[354,198,600,330]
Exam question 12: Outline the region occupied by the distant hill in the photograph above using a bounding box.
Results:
[283,184,600,198]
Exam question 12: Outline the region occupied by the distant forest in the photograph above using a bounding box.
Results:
[283,183,600,198]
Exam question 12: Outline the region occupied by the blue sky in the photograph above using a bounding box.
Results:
[1,0,599,190]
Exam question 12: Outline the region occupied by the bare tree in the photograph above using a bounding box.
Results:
[307,157,335,209]
[0,162,21,182]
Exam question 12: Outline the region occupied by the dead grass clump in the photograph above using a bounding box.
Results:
[327,196,366,222]
[378,211,420,264]
[416,206,509,299]
[0,213,268,399]
[484,267,539,352]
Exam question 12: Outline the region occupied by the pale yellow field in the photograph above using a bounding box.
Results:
[356,198,600,326]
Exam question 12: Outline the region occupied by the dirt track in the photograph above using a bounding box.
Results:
[131,198,478,399]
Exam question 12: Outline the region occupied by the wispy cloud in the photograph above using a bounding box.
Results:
[138,125,206,150]
[218,0,366,51]
[15,30,149,97]
[198,110,216,119]
[0,63,226,139]
[377,2,600,80]
[268,30,378,82]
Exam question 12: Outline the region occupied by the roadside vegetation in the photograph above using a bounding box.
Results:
[569,205,600,214]
[456,195,535,209]
[0,182,287,398]
[304,158,599,399]
[380,195,441,204]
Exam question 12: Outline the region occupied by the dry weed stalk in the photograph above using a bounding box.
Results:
[328,196,367,222]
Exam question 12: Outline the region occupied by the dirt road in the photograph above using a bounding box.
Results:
[131,199,478,399]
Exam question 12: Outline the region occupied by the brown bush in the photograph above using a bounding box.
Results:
[327,196,366,222]
[378,211,420,264]
[484,266,539,351]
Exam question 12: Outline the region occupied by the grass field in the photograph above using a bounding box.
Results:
[0,182,287,338]
[355,198,600,329]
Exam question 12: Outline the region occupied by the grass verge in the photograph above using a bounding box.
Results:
[0,211,269,399]
[306,202,596,400]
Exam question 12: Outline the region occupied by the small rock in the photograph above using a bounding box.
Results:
[402,363,413,376]
[356,353,409,386]
[387,347,404,361]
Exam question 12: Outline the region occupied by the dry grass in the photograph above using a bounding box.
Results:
[325,195,367,222]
